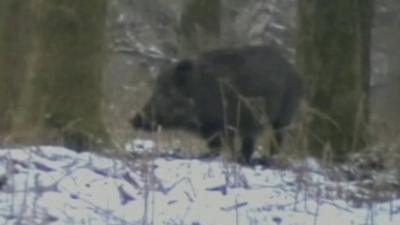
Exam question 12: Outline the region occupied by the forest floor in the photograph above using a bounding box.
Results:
[0,142,399,225]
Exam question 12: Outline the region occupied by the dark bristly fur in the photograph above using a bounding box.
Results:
[131,46,303,164]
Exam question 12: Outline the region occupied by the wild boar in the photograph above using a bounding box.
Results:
[131,46,303,164]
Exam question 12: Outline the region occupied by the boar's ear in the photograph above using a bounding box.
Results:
[173,60,193,87]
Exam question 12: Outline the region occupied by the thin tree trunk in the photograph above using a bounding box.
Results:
[296,0,373,156]
[12,0,110,151]
[0,0,31,141]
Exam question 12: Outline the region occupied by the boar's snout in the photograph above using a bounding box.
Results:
[130,113,155,132]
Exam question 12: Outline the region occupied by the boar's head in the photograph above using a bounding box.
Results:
[131,60,201,132]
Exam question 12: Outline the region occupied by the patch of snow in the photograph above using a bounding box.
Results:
[125,139,155,154]
[0,145,399,225]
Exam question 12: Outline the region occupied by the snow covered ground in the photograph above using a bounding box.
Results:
[0,144,399,225]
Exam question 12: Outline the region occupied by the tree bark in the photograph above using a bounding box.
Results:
[0,0,31,140]
[296,0,374,156]
[12,0,110,151]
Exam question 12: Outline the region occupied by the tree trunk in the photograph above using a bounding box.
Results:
[179,0,221,55]
[0,0,31,140]
[296,0,373,156]
[12,0,110,151]
[370,0,400,133]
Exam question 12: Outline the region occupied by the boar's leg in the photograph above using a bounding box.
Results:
[207,131,235,154]
[207,135,222,154]
[270,125,284,156]
[241,136,255,164]
[270,89,301,155]
[198,133,223,159]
